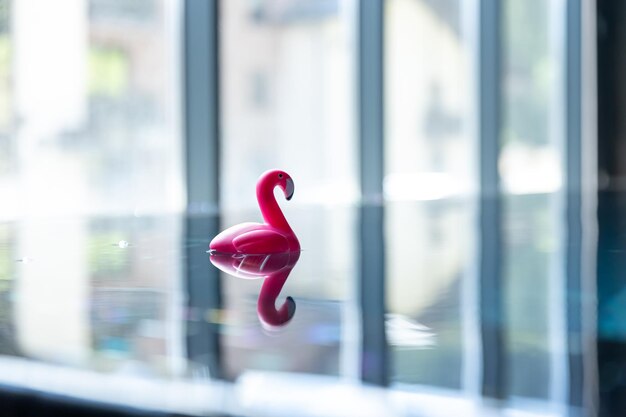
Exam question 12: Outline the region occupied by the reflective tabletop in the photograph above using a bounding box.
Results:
[0,193,620,416]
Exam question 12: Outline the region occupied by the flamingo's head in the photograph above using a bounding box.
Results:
[259,169,295,201]
[258,296,296,332]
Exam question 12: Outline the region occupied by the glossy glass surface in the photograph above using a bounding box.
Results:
[0,191,603,416]
[0,209,356,387]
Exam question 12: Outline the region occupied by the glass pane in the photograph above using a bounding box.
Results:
[0,0,14,357]
[219,0,358,379]
[384,0,476,389]
[219,0,358,211]
[0,0,185,373]
[501,0,563,399]
[6,0,183,217]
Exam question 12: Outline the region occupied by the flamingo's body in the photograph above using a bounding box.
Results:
[209,170,300,254]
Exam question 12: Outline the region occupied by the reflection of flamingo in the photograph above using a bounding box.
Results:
[209,251,300,329]
[209,170,300,254]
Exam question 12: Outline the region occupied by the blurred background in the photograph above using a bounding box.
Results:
[0,0,623,416]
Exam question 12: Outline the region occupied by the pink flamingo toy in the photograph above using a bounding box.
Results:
[209,170,300,254]
[209,251,300,328]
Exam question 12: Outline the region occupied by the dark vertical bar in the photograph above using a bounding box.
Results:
[359,1,384,201]
[185,0,220,206]
[478,0,504,399]
[183,0,222,378]
[565,0,584,408]
[597,0,626,415]
[357,0,388,386]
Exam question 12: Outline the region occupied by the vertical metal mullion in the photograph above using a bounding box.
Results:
[185,0,220,207]
[596,0,626,413]
[183,0,222,379]
[357,0,387,386]
[460,0,482,396]
[579,0,598,411]
[565,0,584,407]
[478,0,505,400]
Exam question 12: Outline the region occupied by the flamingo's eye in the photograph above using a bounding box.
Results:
[278,173,283,179]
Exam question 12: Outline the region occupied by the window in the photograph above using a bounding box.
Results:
[501,0,565,399]
[0,0,596,414]
[218,0,358,380]
[3,0,185,373]
[384,0,476,389]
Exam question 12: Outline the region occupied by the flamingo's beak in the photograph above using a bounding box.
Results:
[285,178,295,201]
[285,296,296,319]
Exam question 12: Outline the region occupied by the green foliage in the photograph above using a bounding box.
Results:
[503,0,552,146]
[0,35,10,131]
[0,225,13,282]
[88,232,130,279]
[89,47,129,97]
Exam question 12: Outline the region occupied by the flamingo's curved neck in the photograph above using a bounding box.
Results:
[257,180,293,232]
[257,260,297,326]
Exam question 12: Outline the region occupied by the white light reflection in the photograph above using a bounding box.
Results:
[237,372,398,417]
[386,313,436,348]
[0,355,584,417]
[383,145,565,201]
[499,144,563,195]
[384,172,471,201]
